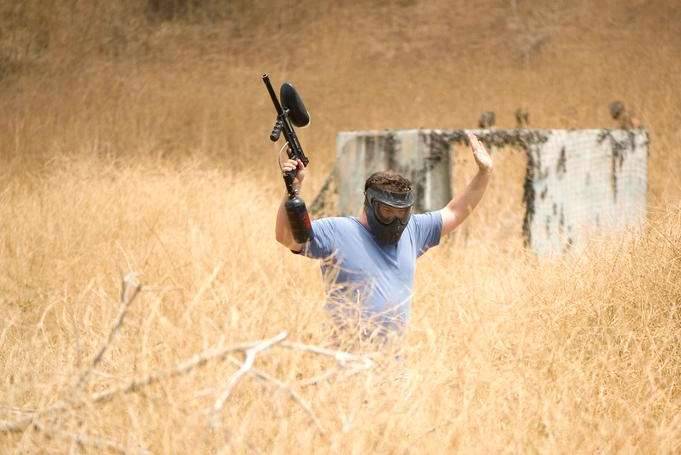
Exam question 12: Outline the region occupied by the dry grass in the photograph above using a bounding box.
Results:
[1,0,681,452]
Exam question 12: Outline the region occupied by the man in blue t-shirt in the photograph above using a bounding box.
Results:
[275,131,493,337]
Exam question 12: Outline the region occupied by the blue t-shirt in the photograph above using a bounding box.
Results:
[301,212,442,331]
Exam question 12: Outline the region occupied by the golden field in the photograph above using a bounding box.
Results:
[1,0,680,452]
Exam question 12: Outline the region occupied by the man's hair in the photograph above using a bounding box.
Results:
[364,171,412,193]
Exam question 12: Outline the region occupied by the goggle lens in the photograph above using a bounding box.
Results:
[374,201,411,224]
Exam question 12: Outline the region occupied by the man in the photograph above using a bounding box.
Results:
[478,111,496,129]
[275,131,493,339]
[515,108,530,128]
[609,100,641,129]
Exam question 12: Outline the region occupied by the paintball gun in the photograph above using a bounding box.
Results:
[262,73,312,243]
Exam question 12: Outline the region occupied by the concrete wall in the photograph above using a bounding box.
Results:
[524,129,648,255]
[335,128,648,255]
[335,129,452,216]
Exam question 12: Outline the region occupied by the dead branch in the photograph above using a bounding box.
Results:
[226,355,326,434]
[1,267,375,442]
[211,332,288,423]
[1,333,375,436]
[76,272,142,390]
[91,331,289,406]
[281,340,374,370]
[298,368,342,387]
[1,332,290,433]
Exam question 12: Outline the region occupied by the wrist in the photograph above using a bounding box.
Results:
[283,186,302,199]
[478,165,493,175]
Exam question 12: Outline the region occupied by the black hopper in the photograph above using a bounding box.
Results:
[280,82,310,128]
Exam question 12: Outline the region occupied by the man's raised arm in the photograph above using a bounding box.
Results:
[439,131,493,237]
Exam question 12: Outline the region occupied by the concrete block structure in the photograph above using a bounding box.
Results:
[333,129,648,256]
[335,130,452,216]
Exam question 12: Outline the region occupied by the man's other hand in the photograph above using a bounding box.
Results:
[466,131,493,173]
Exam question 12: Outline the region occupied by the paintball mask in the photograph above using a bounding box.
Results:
[364,187,415,245]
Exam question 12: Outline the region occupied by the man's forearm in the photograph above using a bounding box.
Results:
[275,194,295,247]
[439,132,493,237]
[448,168,491,220]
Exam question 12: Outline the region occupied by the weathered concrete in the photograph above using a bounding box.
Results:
[336,129,452,215]
[524,129,648,255]
[334,128,648,256]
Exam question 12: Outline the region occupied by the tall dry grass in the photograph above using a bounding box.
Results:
[1,156,680,452]
[1,0,681,452]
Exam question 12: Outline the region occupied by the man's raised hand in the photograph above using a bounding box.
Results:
[466,131,493,173]
[277,143,306,187]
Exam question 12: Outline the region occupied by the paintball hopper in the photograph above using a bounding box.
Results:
[280,82,310,128]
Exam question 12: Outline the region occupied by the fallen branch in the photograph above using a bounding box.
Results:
[1,268,375,442]
[1,334,287,433]
[76,272,141,390]
[90,332,289,406]
[298,368,341,387]
[211,331,288,423]
[281,340,374,370]
[226,355,326,434]
[1,332,375,435]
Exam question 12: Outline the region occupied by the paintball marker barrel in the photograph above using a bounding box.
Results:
[263,74,284,117]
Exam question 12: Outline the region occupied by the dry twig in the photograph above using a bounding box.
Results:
[1,333,291,433]
[226,355,326,434]
[211,331,288,423]
[1,333,374,435]
[76,272,142,390]
[281,340,374,370]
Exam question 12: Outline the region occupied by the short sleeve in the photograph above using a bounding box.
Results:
[412,211,443,257]
[302,217,336,259]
